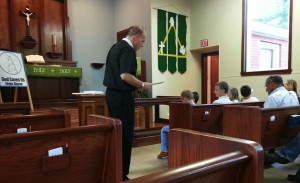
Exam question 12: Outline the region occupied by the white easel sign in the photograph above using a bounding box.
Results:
[0,50,28,87]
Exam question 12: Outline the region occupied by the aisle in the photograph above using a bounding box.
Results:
[129,144,168,179]
[129,144,300,182]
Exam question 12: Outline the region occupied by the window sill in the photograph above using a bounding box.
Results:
[241,69,292,76]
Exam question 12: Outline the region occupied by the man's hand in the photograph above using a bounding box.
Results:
[141,82,152,90]
[120,73,152,90]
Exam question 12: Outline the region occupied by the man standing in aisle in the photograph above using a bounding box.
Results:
[103,25,151,181]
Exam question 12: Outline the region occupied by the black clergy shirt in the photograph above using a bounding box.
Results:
[103,40,137,91]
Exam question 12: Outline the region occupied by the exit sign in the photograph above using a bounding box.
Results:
[200,39,208,47]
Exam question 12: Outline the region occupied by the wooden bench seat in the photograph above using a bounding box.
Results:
[223,105,300,150]
[0,115,122,183]
[126,129,263,183]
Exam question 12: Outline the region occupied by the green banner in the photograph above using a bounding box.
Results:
[157,9,187,74]
[157,9,168,73]
[168,12,177,74]
[178,14,187,74]
[25,65,82,78]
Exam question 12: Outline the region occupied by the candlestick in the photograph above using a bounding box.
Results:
[52,34,57,46]
[52,45,57,52]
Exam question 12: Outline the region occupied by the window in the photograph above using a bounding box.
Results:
[241,0,293,76]
[259,42,280,70]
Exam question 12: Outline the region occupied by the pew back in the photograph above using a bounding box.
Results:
[0,115,122,183]
[223,105,300,149]
[0,110,71,134]
[169,103,223,133]
[126,129,263,183]
[0,102,31,115]
[169,101,264,134]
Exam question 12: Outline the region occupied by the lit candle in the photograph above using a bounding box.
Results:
[52,34,57,46]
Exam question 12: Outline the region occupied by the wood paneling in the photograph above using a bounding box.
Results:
[0,0,10,49]
[0,0,79,108]
[43,0,64,59]
[0,0,72,61]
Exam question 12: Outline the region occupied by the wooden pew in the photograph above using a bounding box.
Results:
[126,129,263,183]
[0,109,71,134]
[0,115,122,183]
[223,105,300,150]
[169,101,264,134]
[0,102,31,115]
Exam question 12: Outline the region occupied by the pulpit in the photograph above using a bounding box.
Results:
[74,94,108,126]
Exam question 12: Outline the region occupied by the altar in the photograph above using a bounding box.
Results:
[1,64,82,108]
[0,0,80,108]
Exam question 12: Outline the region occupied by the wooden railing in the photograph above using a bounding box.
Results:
[134,96,181,130]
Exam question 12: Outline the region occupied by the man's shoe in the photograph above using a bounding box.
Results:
[264,153,289,164]
[157,151,168,159]
[123,175,130,181]
[287,174,300,182]
[264,162,273,169]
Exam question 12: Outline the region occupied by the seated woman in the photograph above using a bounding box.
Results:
[285,79,299,99]
[157,90,199,159]
[228,87,240,103]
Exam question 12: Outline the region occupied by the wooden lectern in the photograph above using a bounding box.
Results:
[74,94,108,126]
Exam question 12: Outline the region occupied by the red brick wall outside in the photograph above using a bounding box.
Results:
[250,35,288,70]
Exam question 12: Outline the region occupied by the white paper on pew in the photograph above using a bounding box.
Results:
[270,115,276,122]
[204,110,210,115]
[17,128,27,133]
[48,147,63,157]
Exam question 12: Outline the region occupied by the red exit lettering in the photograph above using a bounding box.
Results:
[200,39,208,47]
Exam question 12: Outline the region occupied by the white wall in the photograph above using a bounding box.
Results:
[151,0,202,99]
[68,0,115,92]
[190,0,300,100]
[113,0,152,83]
[68,0,300,99]
[68,0,152,92]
